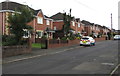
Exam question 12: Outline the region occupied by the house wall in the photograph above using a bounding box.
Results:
[77,23,84,33]
[84,25,92,35]
[53,21,64,30]
[0,12,3,35]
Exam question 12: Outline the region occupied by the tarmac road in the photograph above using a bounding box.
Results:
[2,40,119,75]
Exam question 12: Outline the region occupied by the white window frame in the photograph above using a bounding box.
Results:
[46,20,50,25]
[37,17,43,24]
[23,29,30,38]
[72,21,75,26]
[54,26,56,30]
[78,23,80,27]
[36,30,43,38]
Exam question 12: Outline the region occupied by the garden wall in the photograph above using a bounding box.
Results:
[95,37,106,41]
[48,37,106,49]
[2,45,31,58]
[2,39,32,58]
[48,39,80,49]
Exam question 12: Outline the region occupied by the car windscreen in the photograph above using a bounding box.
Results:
[81,38,89,40]
[115,35,120,37]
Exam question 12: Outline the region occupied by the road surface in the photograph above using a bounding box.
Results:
[2,40,119,74]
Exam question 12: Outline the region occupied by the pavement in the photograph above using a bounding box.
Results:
[2,44,81,64]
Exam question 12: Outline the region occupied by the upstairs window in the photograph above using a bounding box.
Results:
[78,23,80,27]
[72,21,75,26]
[46,20,50,25]
[37,17,43,24]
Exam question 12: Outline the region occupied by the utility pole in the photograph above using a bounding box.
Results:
[111,13,113,31]
[111,13,113,38]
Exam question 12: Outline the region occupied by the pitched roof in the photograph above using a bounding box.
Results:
[0,1,38,15]
[0,1,33,11]
[34,9,42,15]
[50,12,64,20]
[81,20,91,25]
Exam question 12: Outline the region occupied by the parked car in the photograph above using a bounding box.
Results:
[113,35,120,40]
[80,36,95,46]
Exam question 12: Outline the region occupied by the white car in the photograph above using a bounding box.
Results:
[80,36,95,46]
[114,35,120,40]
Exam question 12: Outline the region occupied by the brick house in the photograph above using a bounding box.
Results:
[102,26,111,35]
[28,9,54,42]
[81,20,111,37]
[81,20,93,36]
[50,12,85,38]
[0,1,54,42]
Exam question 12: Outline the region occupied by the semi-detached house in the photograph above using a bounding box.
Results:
[0,1,54,42]
[50,12,85,38]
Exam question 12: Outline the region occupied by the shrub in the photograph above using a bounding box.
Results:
[2,35,28,46]
[2,35,17,46]
[76,37,81,40]
[61,36,67,40]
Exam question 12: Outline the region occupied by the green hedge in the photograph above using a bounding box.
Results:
[2,35,28,46]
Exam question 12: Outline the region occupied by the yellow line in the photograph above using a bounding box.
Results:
[110,64,120,76]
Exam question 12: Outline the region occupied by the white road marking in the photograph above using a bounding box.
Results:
[101,63,114,66]
[110,64,120,76]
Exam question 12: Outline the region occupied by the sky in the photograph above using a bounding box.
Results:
[0,0,120,30]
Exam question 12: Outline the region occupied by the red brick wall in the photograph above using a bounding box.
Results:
[77,24,84,33]
[95,37,106,41]
[53,21,64,30]
[48,39,80,49]
[0,12,3,35]
[84,26,91,35]
[0,12,5,35]
[2,45,32,58]
[28,12,53,31]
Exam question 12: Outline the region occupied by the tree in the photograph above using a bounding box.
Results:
[62,9,74,36]
[8,6,34,44]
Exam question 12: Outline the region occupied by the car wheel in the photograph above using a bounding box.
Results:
[80,44,82,46]
[93,43,95,46]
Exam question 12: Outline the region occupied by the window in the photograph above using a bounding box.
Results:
[37,17,43,24]
[36,31,43,38]
[46,20,50,25]
[23,29,30,38]
[78,23,80,27]
[54,26,56,30]
[72,21,75,26]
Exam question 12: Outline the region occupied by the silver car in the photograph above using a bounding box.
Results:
[114,35,120,40]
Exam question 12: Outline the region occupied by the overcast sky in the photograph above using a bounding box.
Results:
[0,0,119,30]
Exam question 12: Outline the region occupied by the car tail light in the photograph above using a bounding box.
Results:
[87,40,90,42]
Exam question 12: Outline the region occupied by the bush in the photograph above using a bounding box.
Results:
[68,36,75,40]
[61,36,67,40]
[76,37,81,40]
[61,36,75,40]
[2,35,28,46]
[2,35,17,46]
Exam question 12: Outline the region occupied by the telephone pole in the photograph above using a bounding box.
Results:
[111,13,113,38]
[111,13,113,31]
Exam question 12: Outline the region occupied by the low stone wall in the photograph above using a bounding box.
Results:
[2,45,31,58]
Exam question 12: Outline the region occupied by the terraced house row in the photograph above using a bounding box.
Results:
[0,1,111,41]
